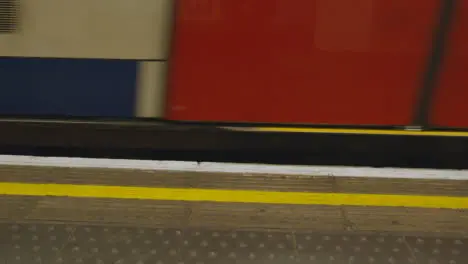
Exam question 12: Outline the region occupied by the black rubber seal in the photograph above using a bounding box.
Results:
[413,0,457,126]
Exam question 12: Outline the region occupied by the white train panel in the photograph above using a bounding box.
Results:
[0,0,173,59]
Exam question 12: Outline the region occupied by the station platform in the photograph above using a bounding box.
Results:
[0,155,468,263]
[3,223,467,264]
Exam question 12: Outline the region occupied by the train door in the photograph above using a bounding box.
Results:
[167,0,440,126]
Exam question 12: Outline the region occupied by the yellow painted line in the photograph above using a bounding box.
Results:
[0,182,467,209]
[229,127,468,137]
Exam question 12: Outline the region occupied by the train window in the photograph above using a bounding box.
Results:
[0,0,18,33]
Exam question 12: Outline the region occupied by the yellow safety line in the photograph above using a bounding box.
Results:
[0,182,467,209]
[233,127,468,137]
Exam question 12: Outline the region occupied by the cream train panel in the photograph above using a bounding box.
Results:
[0,0,173,59]
[135,61,168,118]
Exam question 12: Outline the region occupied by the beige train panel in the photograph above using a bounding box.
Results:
[0,0,173,59]
[135,61,168,118]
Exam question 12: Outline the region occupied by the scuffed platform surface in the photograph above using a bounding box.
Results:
[0,155,467,263]
[2,223,467,264]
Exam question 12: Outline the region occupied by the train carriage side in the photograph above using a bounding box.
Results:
[167,0,468,131]
[0,0,468,131]
[0,0,173,118]
[430,0,468,128]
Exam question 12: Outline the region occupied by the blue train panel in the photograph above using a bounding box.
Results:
[0,57,137,117]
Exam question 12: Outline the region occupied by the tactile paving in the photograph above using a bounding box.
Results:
[0,223,467,264]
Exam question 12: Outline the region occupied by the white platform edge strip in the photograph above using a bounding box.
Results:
[0,155,466,180]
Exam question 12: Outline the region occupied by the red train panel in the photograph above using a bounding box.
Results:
[167,0,439,125]
[430,1,468,128]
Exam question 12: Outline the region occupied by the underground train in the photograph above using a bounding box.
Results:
[0,0,467,130]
